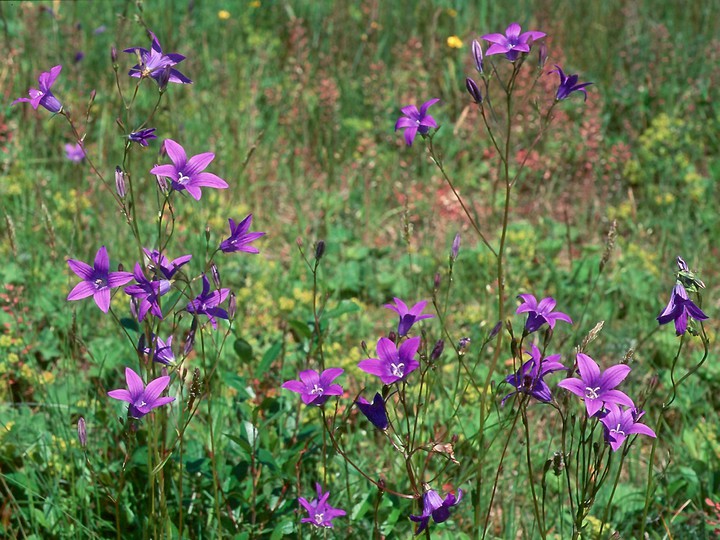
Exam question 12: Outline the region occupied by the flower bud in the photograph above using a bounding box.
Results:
[111,46,118,64]
[430,339,444,361]
[434,272,441,290]
[155,170,168,193]
[115,166,126,198]
[77,417,87,447]
[228,292,237,319]
[314,240,326,261]
[537,43,548,69]
[451,232,460,261]
[210,263,221,288]
[472,39,484,73]
[488,321,502,340]
[466,77,483,105]
[157,65,171,92]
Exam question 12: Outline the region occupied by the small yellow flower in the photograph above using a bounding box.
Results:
[447,35,463,49]
[447,8,458,18]
[249,0,261,7]
[218,10,231,20]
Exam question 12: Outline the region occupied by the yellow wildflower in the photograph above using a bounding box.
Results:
[447,35,463,49]
[218,10,231,20]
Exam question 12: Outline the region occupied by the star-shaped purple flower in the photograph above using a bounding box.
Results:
[384,298,434,336]
[150,139,229,200]
[482,22,546,61]
[138,334,175,365]
[395,98,440,146]
[124,263,170,321]
[550,65,593,101]
[557,353,634,417]
[599,404,656,452]
[298,483,346,528]
[143,248,192,280]
[65,143,85,162]
[12,65,63,114]
[516,294,573,334]
[356,392,389,430]
[128,128,157,147]
[219,214,266,254]
[657,283,708,336]
[123,31,191,86]
[67,246,133,313]
[282,368,344,406]
[358,336,421,385]
[501,344,566,405]
[409,486,462,535]
[107,367,175,419]
[186,274,230,329]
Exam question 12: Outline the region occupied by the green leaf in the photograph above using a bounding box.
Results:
[233,337,254,363]
[258,341,282,376]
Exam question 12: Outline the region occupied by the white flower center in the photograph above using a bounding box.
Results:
[314,513,323,524]
[310,384,324,396]
[94,278,106,289]
[177,173,190,185]
[390,363,405,377]
[139,400,147,408]
[584,386,601,400]
[610,424,625,437]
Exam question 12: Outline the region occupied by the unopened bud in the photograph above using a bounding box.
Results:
[466,77,483,105]
[430,339,444,361]
[472,39,484,73]
[210,263,221,287]
[155,171,168,193]
[451,232,460,260]
[205,225,211,243]
[537,43,548,69]
[361,340,368,355]
[111,46,118,64]
[115,166,126,198]
[228,292,237,318]
[387,331,397,343]
[77,417,87,447]
[157,65,171,92]
[434,272,441,290]
[184,318,198,356]
[488,321,502,340]
[314,240,326,261]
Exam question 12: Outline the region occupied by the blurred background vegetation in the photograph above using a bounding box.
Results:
[1,0,719,537]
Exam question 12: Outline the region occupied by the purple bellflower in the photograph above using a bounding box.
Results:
[65,143,85,162]
[143,248,192,280]
[358,336,421,385]
[356,392,389,430]
[108,367,175,419]
[124,263,170,321]
[67,246,133,313]
[516,294,573,334]
[395,98,440,146]
[12,65,63,114]
[123,31,191,86]
[281,368,344,406]
[482,22,546,61]
[550,65,593,101]
[138,334,175,365]
[599,403,656,452]
[128,127,157,147]
[409,486,463,535]
[502,344,566,405]
[219,214,266,254]
[657,282,708,336]
[557,353,634,417]
[384,297,434,336]
[186,274,230,329]
[150,139,229,200]
[298,483,346,528]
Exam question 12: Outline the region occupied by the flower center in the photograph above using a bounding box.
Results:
[390,363,405,377]
[177,173,190,185]
[314,513,324,525]
[138,400,147,408]
[94,277,106,290]
[310,384,324,396]
[522,375,534,390]
[610,424,625,437]
[584,386,601,400]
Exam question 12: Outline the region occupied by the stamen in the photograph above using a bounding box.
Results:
[584,386,601,400]
[390,363,405,377]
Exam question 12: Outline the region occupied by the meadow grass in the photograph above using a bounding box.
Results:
[1,1,719,538]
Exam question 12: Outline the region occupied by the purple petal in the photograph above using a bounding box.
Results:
[67,259,94,280]
[600,389,635,408]
[125,368,145,399]
[150,164,178,180]
[319,368,344,387]
[400,104,420,117]
[93,288,112,312]
[194,172,229,189]
[298,370,320,387]
[107,389,132,402]
[481,33,508,44]
[399,336,421,361]
[94,246,110,274]
[358,358,387,378]
[107,271,134,288]
[505,23,522,38]
[163,139,187,169]
[557,377,586,398]
[576,353,600,383]
[185,152,215,176]
[143,375,171,404]
[281,380,306,394]
[376,337,398,363]
[403,126,418,146]
[628,422,656,438]
[419,98,440,116]
[599,364,631,391]
[67,281,96,301]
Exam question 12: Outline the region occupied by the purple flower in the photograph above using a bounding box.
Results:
[550,65,593,101]
[557,353,634,417]
[384,297,434,336]
[657,283,708,336]
[123,31,191,86]
[282,368,344,406]
[298,483,346,528]
[138,334,175,365]
[482,22,546,61]
[501,344,566,405]
[143,248,192,280]
[409,486,462,535]
[219,214,266,254]
[395,98,440,146]
[516,294,573,334]
[358,336,421,385]
[355,392,389,430]
[12,65,63,113]
[124,263,170,321]
[67,246,133,313]
[149,139,229,200]
[128,128,157,147]
[107,367,175,419]
[599,403,656,452]
[65,143,85,162]
[186,275,230,329]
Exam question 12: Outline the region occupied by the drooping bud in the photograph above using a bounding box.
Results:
[430,339,444,361]
[471,39,484,73]
[466,77,483,105]
[157,65,171,92]
[115,166,126,198]
[314,240,326,261]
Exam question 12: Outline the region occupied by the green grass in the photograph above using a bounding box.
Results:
[1,1,719,538]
